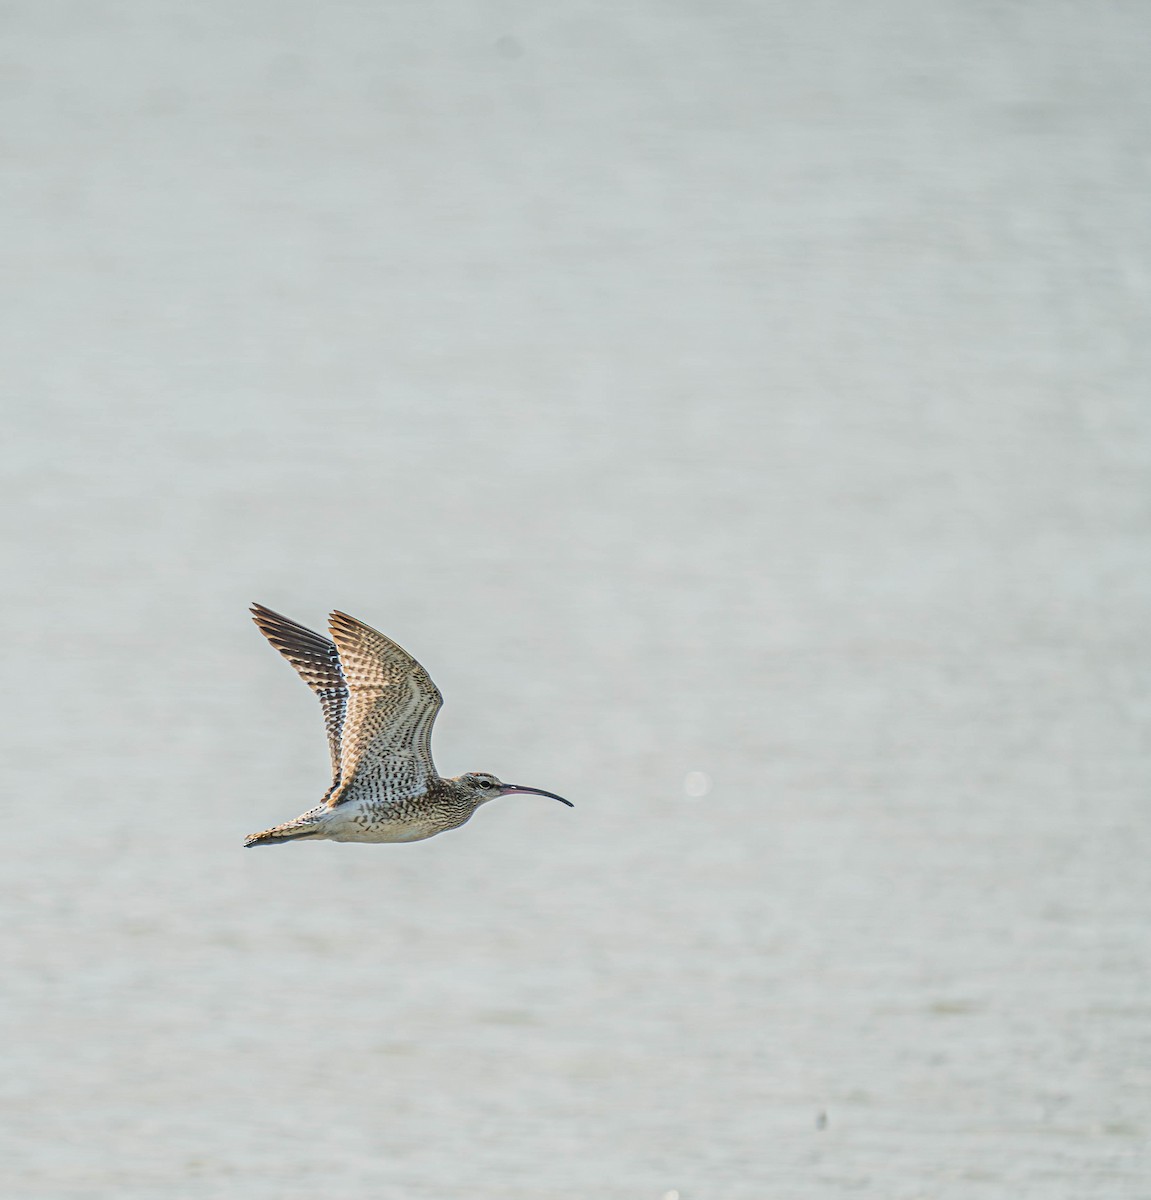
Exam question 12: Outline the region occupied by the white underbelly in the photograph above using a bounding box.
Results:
[321,805,459,844]
[327,820,442,844]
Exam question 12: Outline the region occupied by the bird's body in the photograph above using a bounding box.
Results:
[245,605,571,847]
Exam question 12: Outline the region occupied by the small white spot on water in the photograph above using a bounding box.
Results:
[662,1191,681,1200]
[683,770,711,798]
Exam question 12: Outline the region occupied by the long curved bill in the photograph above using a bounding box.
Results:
[498,783,574,807]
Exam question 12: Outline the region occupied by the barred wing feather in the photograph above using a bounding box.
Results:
[250,604,348,782]
[325,610,443,806]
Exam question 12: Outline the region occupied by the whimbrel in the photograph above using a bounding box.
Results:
[245,605,571,847]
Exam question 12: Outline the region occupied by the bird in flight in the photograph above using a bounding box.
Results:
[245,605,572,847]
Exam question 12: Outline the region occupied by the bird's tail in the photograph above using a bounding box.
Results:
[244,818,324,848]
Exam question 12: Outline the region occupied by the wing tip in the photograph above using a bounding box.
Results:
[328,609,374,639]
[250,602,284,628]
[251,606,293,645]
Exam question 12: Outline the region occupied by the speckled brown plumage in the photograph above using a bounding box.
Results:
[245,605,571,847]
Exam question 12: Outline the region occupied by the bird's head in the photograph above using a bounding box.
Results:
[457,772,573,810]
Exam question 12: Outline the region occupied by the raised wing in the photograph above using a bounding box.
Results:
[325,610,444,806]
[251,604,348,782]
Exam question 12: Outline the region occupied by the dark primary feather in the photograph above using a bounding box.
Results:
[250,604,348,782]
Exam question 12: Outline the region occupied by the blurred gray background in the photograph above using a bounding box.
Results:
[2,2,1149,1197]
